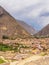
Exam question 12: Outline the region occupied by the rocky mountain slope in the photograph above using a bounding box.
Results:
[35,24,49,37]
[17,20,36,35]
[0,6,32,39]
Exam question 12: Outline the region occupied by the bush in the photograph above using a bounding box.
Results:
[2,35,9,39]
[0,43,13,52]
[0,58,5,64]
[40,52,47,56]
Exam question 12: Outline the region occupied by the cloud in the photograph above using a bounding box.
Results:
[0,0,40,12]
[0,0,49,30]
[40,12,49,17]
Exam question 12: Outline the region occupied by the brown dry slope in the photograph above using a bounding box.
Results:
[0,6,31,39]
[17,20,36,35]
[35,24,49,37]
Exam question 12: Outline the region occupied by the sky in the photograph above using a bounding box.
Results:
[0,0,49,31]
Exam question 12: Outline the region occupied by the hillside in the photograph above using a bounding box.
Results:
[0,6,30,39]
[35,24,49,37]
[17,20,36,35]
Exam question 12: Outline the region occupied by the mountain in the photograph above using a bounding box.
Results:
[0,6,31,39]
[17,20,36,35]
[35,24,49,37]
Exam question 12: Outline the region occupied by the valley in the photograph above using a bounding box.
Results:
[0,6,49,65]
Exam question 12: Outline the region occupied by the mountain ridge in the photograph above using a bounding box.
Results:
[17,20,36,35]
[35,24,49,37]
[0,6,31,39]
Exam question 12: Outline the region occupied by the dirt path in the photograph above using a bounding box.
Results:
[17,55,42,65]
[10,55,43,65]
[10,61,19,65]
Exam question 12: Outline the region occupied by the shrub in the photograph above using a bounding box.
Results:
[40,52,47,56]
[2,35,9,39]
[0,58,5,64]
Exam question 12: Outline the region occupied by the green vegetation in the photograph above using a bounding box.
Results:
[34,35,49,39]
[40,52,47,56]
[13,43,30,52]
[0,58,5,64]
[0,43,13,52]
[0,43,29,52]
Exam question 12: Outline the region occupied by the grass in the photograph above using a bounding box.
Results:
[0,43,13,52]
[0,43,30,52]
[0,58,5,64]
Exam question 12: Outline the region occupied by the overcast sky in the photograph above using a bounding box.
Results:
[0,0,49,31]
